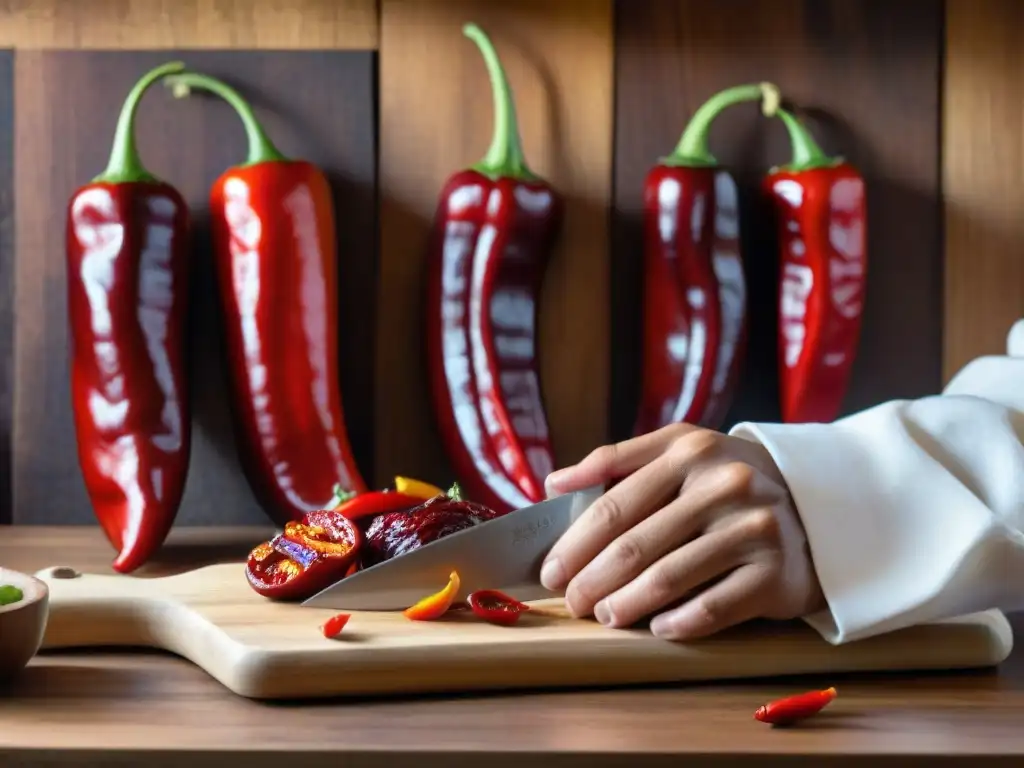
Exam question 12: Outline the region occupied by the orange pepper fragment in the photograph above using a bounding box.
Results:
[394,476,446,500]
[403,570,461,621]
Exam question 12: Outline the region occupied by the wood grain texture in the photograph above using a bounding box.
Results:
[12,50,376,525]
[0,51,11,526]
[2,528,1024,766]
[943,0,1024,380]
[376,0,613,488]
[611,0,944,436]
[0,0,378,50]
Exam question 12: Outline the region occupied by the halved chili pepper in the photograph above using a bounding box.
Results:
[245,509,361,601]
[467,589,529,625]
[763,104,866,425]
[753,686,837,725]
[321,612,351,638]
[403,570,461,621]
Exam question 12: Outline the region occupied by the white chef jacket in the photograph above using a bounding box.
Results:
[730,319,1024,644]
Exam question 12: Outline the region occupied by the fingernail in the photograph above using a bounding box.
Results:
[650,614,676,639]
[593,600,614,626]
[544,469,570,496]
[539,558,564,590]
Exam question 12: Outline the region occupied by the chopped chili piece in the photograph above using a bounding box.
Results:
[467,589,530,625]
[394,476,446,500]
[403,571,461,621]
[754,687,837,725]
[321,612,351,639]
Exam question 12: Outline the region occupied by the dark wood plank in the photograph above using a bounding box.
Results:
[0,50,11,525]
[12,50,376,525]
[611,0,944,438]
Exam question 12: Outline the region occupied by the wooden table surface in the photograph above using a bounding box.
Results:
[1,527,1023,767]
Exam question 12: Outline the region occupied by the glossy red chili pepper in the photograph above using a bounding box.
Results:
[467,588,530,625]
[636,84,776,435]
[245,508,361,601]
[753,686,837,725]
[764,107,867,424]
[334,488,425,522]
[66,61,192,574]
[425,23,559,515]
[165,71,368,525]
[321,612,351,638]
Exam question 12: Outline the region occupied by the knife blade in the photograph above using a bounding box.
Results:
[300,485,602,610]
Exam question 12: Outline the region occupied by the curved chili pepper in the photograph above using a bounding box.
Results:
[334,488,425,522]
[321,612,351,638]
[753,686,837,725]
[425,23,560,514]
[467,588,529,625]
[394,476,445,500]
[636,84,777,435]
[403,570,461,621]
[165,71,368,526]
[245,509,361,601]
[66,61,192,573]
[763,107,866,424]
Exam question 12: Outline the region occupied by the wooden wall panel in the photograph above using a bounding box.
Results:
[612,0,944,437]
[944,0,1024,380]
[376,0,614,488]
[0,0,377,50]
[0,51,11,525]
[12,51,376,525]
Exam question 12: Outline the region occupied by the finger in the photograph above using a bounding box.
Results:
[540,449,685,592]
[544,423,700,497]
[589,522,749,627]
[564,465,749,618]
[649,562,770,641]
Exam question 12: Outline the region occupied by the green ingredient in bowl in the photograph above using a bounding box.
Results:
[0,584,24,606]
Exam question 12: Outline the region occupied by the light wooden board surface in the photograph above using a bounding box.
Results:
[376,0,614,488]
[33,560,1014,701]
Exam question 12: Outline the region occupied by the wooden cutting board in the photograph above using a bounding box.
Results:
[33,563,1014,700]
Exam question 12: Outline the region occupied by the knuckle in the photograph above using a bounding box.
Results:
[743,507,782,543]
[669,429,719,464]
[688,595,722,631]
[609,534,647,572]
[715,461,757,496]
[643,564,678,604]
[587,444,619,474]
[588,494,625,534]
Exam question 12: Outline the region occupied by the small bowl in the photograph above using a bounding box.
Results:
[0,567,49,680]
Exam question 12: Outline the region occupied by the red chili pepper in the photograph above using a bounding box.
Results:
[404,570,461,621]
[321,612,351,638]
[245,508,361,601]
[635,84,776,435]
[425,23,559,515]
[764,106,867,424]
[333,487,424,522]
[65,61,192,574]
[467,589,530,625]
[165,71,368,526]
[753,686,837,725]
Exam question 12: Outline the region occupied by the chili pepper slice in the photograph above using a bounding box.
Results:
[394,476,446,500]
[66,61,193,574]
[763,104,866,425]
[403,570,461,621]
[321,612,351,638]
[467,589,529,625]
[245,509,361,601]
[753,687,837,725]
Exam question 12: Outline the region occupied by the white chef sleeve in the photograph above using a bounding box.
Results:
[728,319,1024,644]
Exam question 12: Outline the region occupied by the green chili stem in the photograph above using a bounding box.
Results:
[93,61,186,184]
[769,106,840,171]
[163,72,286,166]
[664,82,780,168]
[446,482,464,502]
[463,23,536,181]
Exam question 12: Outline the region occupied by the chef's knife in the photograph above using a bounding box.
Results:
[300,485,602,610]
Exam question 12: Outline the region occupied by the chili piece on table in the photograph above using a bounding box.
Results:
[754,687,837,726]
[245,509,361,601]
[763,104,867,424]
[467,589,530,625]
[321,612,351,639]
[165,70,368,526]
[404,571,461,621]
[66,61,193,574]
[425,22,560,515]
[635,82,779,435]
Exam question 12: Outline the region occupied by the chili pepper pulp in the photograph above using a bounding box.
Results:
[321,612,351,638]
[245,508,361,601]
[404,570,461,621]
[66,61,192,573]
[754,686,837,725]
[425,23,560,515]
[467,588,529,625]
[165,72,368,525]
[636,84,778,435]
[764,106,867,424]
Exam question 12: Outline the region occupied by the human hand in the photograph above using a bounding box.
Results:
[541,423,825,640]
